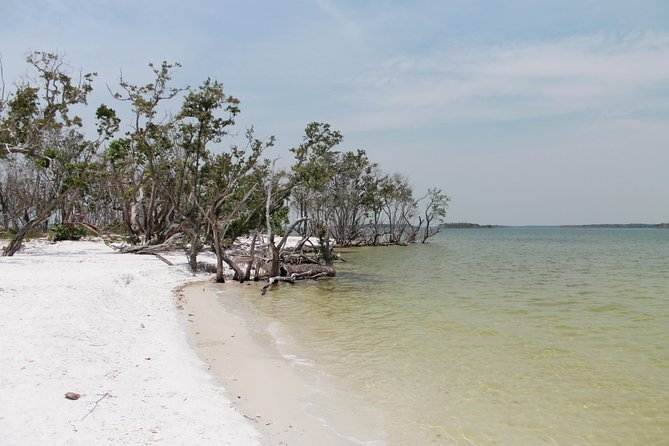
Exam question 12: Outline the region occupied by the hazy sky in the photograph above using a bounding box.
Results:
[2,0,668,225]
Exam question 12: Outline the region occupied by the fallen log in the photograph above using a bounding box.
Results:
[260,264,336,295]
[119,241,178,266]
[134,251,174,266]
[284,264,336,277]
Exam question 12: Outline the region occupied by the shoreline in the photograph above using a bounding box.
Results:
[179,280,365,445]
[1,238,380,445]
[0,239,259,445]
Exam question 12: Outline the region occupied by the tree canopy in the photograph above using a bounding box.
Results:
[1,52,451,277]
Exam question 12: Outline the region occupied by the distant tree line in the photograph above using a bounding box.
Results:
[440,222,495,229]
[0,52,450,279]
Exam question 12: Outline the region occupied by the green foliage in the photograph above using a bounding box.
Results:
[1,50,452,261]
[49,223,86,241]
[4,86,39,144]
[95,104,120,139]
[420,187,451,243]
[104,138,131,167]
[26,51,96,129]
[114,61,183,119]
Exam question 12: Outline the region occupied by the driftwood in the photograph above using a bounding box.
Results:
[73,222,105,237]
[282,252,320,265]
[196,261,218,274]
[260,264,336,295]
[261,275,296,295]
[115,228,339,283]
[118,232,184,254]
[136,251,173,266]
[119,242,176,266]
[284,264,336,277]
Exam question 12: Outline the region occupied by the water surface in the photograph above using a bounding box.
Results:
[216,228,669,445]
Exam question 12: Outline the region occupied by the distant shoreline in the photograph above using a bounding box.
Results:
[441,223,669,229]
[560,223,669,229]
[440,223,497,229]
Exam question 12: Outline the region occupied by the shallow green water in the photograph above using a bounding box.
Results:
[217,228,669,445]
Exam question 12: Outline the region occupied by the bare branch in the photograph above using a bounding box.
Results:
[277,217,308,251]
[0,54,6,113]
[0,143,54,164]
[81,392,115,421]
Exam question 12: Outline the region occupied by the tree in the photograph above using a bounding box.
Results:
[290,122,342,234]
[2,52,453,277]
[377,173,415,244]
[174,77,240,270]
[328,149,376,245]
[290,122,343,264]
[0,52,98,256]
[109,61,186,244]
[197,128,274,281]
[420,188,450,243]
[362,167,387,245]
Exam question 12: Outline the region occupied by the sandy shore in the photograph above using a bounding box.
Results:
[0,238,368,445]
[180,281,362,445]
[0,239,259,445]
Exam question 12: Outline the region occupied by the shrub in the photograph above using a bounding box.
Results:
[50,223,86,241]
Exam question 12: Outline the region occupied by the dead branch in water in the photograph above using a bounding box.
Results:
[261,275,296,295]
[260,264,336,295]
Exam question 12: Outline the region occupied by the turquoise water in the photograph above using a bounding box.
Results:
[217,228,669,445]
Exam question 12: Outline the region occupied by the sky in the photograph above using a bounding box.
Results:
[1,0,668,225]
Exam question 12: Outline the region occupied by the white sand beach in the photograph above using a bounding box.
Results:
[0,239,260,445]
[0,238,365,445]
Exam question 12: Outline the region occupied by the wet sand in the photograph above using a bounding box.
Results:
[179,281,358,446]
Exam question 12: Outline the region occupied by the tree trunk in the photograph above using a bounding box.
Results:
[220,249,246,282]
[244,232,258,281]
[209,228,226,283]
[123,201,139,244]
[216,250,226,282]
[0,186,9,231]
[2,191,69,257]
[269,236,281,277]
[209,224,246,282]
[320,233,334,266]
[422,219,439,243]
[188,231,199,272]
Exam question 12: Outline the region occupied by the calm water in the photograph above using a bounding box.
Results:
[216,228,669,445]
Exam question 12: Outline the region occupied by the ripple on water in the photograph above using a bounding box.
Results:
[228,228,669,445]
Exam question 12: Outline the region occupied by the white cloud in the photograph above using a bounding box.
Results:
[340,31,669,130]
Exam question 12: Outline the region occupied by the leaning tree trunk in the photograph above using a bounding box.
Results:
[265,217,309,277]
[2,191,69,257]
[210,228,226,283]
[319,228,334,266]
[268,236,281,277]
[220,249,246,282]
[187,231,200,272]
[3,220,40,257]
[210,227,246,282]
[244,232,258,281]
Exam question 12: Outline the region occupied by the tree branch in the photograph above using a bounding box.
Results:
[0,143,54,165]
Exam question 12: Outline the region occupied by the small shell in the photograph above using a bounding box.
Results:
[64,392,81,400]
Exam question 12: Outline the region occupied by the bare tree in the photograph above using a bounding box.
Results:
[420,188,450,243]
